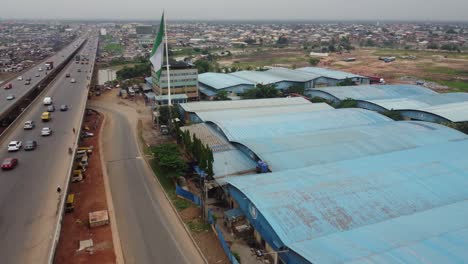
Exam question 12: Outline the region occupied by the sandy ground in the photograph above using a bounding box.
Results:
[54,111,116,264]
[92,89,229,264]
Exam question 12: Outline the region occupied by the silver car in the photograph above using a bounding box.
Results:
[41,127,52,136]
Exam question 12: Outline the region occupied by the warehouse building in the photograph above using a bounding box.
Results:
[308,84,468,123]
[179,97,468,264]
[197,67,369,97]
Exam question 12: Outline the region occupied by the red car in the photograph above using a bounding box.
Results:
[3,83,12,90]
[1,158,18,170]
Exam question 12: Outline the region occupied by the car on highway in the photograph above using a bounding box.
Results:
[26,77,31,81]
[77,69,81,72]
[43,97,53,105]
[17,76,23,81]
[41,127,52,136]
[38,67,43,72]
[25,80,31,85]
[4,83,13,89]
[24,120,35,130]
[35,73,40,77]
[23,140,37,151]
[41,112,51,122]
[7,141,22,151]
[65,73,70,78]
[60,104,68,111]
[47,105,55,112]
[6,94,15,100]
[1,158,18,170]
[70,78,76,83]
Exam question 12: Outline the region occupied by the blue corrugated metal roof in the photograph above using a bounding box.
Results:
[180,97,312,113]
[312,84,437,100]
[198,72,255,90]
[227,139,468,264]
[238,121,468,171]
[209,108,392,142]
[230,70,288,84]
[297,67,366,80]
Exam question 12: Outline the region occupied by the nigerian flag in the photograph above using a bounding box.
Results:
[150,13,165,81]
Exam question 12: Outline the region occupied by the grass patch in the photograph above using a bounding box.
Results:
[437,80,468,91]
[424,66,468,76]
[187,218,210,233]
[372,48,468,59]
[103,43,124,55]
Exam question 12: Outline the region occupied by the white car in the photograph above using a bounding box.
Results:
[17,76,23,81]
[70,78,76,83]
[7,141,22,151]
[6,94,15,100]
[38,67,43,72]
[24,120,35,130]
[41,127,52,136]
[43,97,52,105]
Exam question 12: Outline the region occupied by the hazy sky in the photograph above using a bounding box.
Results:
[1,0,467,21]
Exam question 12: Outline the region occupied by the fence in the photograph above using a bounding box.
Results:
[175,185,202,206]
[208,209,240,264]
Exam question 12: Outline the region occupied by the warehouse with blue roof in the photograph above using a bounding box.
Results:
[197,67,370,97]
[308,84,468,123]
[178,97,468,264]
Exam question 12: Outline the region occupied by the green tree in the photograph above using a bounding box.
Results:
[215,90,231,101]
[242,84,280,99]
[427,43,439,49]
[383,110,403,121]
[337,78,357,86]
[153,144,187,175]
[287,86,305,95]
[194,60,211,73]
[116,62,151,80]
[308,57,321,66]
[336,98,358,108]
[158,105,180,125]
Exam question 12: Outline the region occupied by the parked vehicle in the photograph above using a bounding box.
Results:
[72,170,84,182]
[160,125,169,135]
[65,194,75,212]
[7,141,22,151]
[1,158,18,170]
[24,120,35,130]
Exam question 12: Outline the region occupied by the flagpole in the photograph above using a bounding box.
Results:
[163,12,172,106]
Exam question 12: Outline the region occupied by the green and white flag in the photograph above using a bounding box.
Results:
[150,13,165,81]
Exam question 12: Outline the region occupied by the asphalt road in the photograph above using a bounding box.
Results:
[0,37,86,117]
[0,35,98,264]
[95,103,205,264]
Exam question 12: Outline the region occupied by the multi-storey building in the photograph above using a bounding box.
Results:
[152,61,199,102]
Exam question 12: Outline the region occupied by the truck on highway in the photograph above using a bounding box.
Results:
[45,61,54,70]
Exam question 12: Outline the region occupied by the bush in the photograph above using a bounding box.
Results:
[308,57,320,66]
[336,98,358,108]
[116,63,151,80]
[152,144,187,175]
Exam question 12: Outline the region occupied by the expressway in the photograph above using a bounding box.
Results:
[0,34,98,264]
[0,36,86,121]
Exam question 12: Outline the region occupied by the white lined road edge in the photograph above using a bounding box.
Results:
[47,36,98,264]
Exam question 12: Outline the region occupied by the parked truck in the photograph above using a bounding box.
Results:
[45,61,54,70]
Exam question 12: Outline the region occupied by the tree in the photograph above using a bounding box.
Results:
[336,98,358,108]
[276,36,289,45]
[159,105,180,125]
[308,57,320,66]
[194,59,211,73]
[215,90,231,101]
[383,110,403,121]
[287,86,305,95]
[427,43,439,49]
[116,62,151,80]
[337,78,357,86]
[153,144,187,175]
[242,84,280,99]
